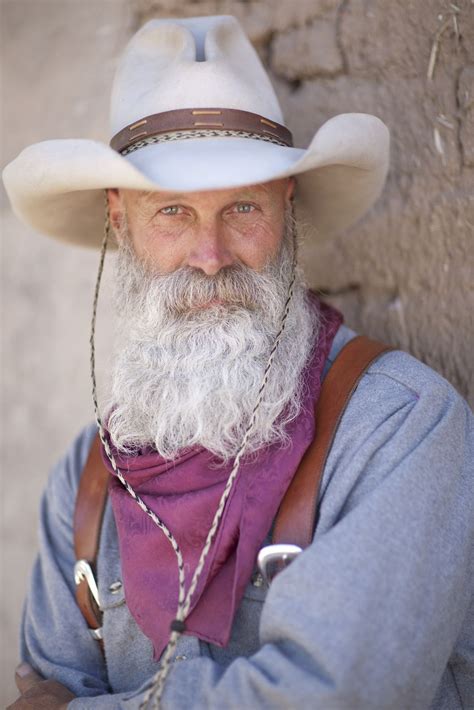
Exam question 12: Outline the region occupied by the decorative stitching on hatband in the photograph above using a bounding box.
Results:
[120,129,288,156]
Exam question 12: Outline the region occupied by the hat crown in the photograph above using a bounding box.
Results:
[110,16,284,136]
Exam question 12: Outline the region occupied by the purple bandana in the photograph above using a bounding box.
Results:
[104,294,342,659]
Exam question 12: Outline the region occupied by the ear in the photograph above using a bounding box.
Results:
[285,177,296,205]
[107,188,126,244]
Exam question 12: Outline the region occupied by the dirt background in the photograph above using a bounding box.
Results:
[1,0,473,704]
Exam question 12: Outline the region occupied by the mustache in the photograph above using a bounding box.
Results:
[115,205,295,318]
[109,211,315,460]
[150,264,265,315]
[117,245,290,320]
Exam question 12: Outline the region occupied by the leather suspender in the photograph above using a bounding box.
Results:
[73,335,392,644]
[272,335,392,547]
[73,435,109,648]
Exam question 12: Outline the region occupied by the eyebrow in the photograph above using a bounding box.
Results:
[232,189,268,200]
[141,191,186,204]
[140,186,269,205]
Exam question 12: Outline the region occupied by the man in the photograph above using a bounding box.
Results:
[3,15,473,710]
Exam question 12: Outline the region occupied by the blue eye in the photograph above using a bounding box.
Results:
[160,205,180,215]
[236,203,255,213]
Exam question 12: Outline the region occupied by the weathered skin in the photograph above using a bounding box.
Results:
[108,179,295,275]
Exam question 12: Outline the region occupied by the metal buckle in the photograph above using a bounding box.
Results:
[74,559,100,608]
[257,544,303,585]
[89,627,103,641]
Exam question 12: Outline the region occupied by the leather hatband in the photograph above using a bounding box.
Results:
[110,107,293,154]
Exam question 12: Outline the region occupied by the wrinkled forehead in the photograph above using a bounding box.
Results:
[118,177,293,210]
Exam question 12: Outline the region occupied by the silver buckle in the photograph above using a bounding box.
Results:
[74,559,100,608]
[89,627,103,641]
[257,544,303,585]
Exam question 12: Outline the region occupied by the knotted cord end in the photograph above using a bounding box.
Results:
[170,618,187,633]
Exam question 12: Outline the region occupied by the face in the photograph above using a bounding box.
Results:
[105,175,318,461]
[107,178,295,275]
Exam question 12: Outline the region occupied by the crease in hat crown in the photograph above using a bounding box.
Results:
[110,16,285,137]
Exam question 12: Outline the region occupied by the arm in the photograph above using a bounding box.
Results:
[19,424,109,697]
[18,425,171,710]
[7,664,74,710]
[22,365,474,709]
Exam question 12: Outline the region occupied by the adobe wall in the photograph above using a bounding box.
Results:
[1,0,472,704]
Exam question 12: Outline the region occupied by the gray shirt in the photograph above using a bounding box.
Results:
[21,325,474,709]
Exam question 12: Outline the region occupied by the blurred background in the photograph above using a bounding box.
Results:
[1,0,473,705]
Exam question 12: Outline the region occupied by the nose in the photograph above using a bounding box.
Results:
[185,220,234,276]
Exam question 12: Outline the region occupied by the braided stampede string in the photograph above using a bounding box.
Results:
[89,197,187,615]
[90,191,297,709]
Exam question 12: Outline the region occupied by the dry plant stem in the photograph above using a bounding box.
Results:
[427,15,456,80]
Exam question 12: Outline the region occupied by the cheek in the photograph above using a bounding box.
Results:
[231,219,284,269]
[127,222,186,272]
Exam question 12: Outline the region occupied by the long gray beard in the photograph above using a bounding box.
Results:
[107,217,318,461]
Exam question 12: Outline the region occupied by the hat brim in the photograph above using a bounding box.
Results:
[2,113,389,248]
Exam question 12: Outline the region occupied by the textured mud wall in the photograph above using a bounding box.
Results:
[1,0,473,704]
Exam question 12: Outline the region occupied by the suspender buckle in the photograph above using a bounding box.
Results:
[74,560,104,644]
[89,627,104,641]
[74,559,100,608]
[257,544,302,585]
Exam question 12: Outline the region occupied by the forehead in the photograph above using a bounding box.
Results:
[126,179,288,209]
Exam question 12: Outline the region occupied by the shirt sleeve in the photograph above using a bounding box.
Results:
[21,425,175,710]
[152,361,473,709]
[19,423,175,710]
[20,423,111,697]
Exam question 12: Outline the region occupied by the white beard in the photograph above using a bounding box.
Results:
[107,214,318,461]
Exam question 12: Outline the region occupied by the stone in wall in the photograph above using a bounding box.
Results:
[271,20,343,80]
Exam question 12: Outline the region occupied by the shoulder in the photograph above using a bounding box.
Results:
[327,323,472,413]
[318,324,473,525]
[44,422,97,512]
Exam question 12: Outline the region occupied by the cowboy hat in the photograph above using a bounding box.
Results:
[2,15,390,248]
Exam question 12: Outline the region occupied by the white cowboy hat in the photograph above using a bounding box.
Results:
[2,15,390,248]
